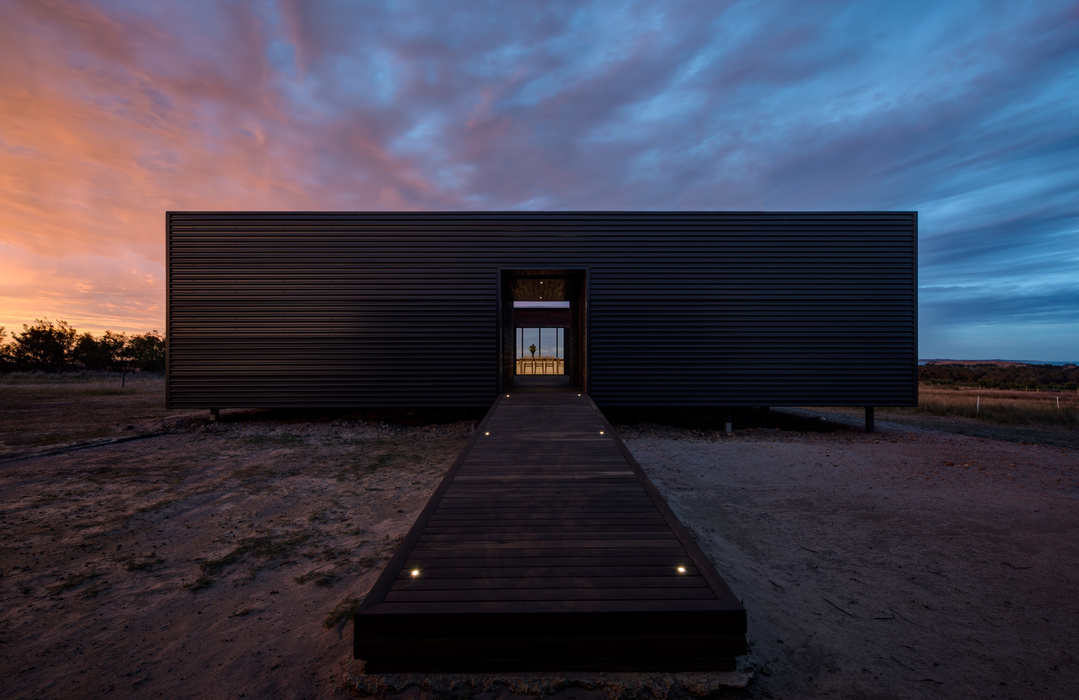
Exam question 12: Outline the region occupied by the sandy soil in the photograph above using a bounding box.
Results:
[623,410,1079,699]
[0,395,473,699]
[2,378,1078,698]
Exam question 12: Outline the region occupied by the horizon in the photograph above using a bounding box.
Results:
[2,316,1075,367]
[919,358,1078,366]
[1,1,1076,360]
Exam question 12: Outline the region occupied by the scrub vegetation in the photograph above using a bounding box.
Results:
[0,318,164,372]
[322,596,361,629]
[910,363,1079,428]
[902,385,1079,428]
[919,361,1079,390]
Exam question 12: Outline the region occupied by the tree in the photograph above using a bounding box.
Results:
[529,343,537,358]
[0,326,13,371]
[72,331,127,370]
[125,331,165,372]
[10,319,77,370]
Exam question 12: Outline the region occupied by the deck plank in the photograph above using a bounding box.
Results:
[354,387,746,672]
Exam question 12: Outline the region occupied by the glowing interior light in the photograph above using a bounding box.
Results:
[677,566,686,574]
[411,569,420,577]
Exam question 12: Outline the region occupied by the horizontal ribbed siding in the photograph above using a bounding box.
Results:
[167,211,917,409]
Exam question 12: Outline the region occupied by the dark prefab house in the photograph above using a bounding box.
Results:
[166,211,917,414]
[167,210,916,670]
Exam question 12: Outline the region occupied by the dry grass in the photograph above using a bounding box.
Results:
[0,370,162,392]
[888,385,1079,427]
[322,595,360,629]
[0,372,185,456]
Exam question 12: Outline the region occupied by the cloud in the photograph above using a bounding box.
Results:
[0,241,164,335]
[0,0,1076,359]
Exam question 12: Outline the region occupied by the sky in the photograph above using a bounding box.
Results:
[1,0,1077,361]
[517,328,564,360]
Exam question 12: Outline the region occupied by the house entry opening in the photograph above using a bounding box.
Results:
[499,269,587,392]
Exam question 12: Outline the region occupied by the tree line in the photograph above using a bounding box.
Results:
[919,363,1079,391]
[0,319,165,373]
[3,319,1075,388]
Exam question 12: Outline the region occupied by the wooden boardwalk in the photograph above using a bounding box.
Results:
[354,387,746,672]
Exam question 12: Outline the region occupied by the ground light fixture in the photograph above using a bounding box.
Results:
[677,566,687,574]
[411,569,420,577]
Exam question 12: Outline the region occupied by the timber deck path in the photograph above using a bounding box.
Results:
[354,387,746,672]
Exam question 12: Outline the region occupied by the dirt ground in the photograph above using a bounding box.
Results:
[623,410,1079,699]
[2,376,1078,698]
[0,376,476,699]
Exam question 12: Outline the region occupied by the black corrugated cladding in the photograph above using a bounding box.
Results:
[167,211,917,409]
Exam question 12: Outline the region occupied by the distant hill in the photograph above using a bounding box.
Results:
[920,359,1076,367]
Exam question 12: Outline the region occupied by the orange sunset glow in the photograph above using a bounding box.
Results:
[1,0,1076,360]
[0,1,427,338]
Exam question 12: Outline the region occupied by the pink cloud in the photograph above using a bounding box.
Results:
[0,0,447,334]
[0,241,163,336]
[0,0,1075,361]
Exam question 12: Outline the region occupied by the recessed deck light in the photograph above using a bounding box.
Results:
[677,566,686,574]
[599,431,604,435]
[485,431,490,436]
[411,569,420,577]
